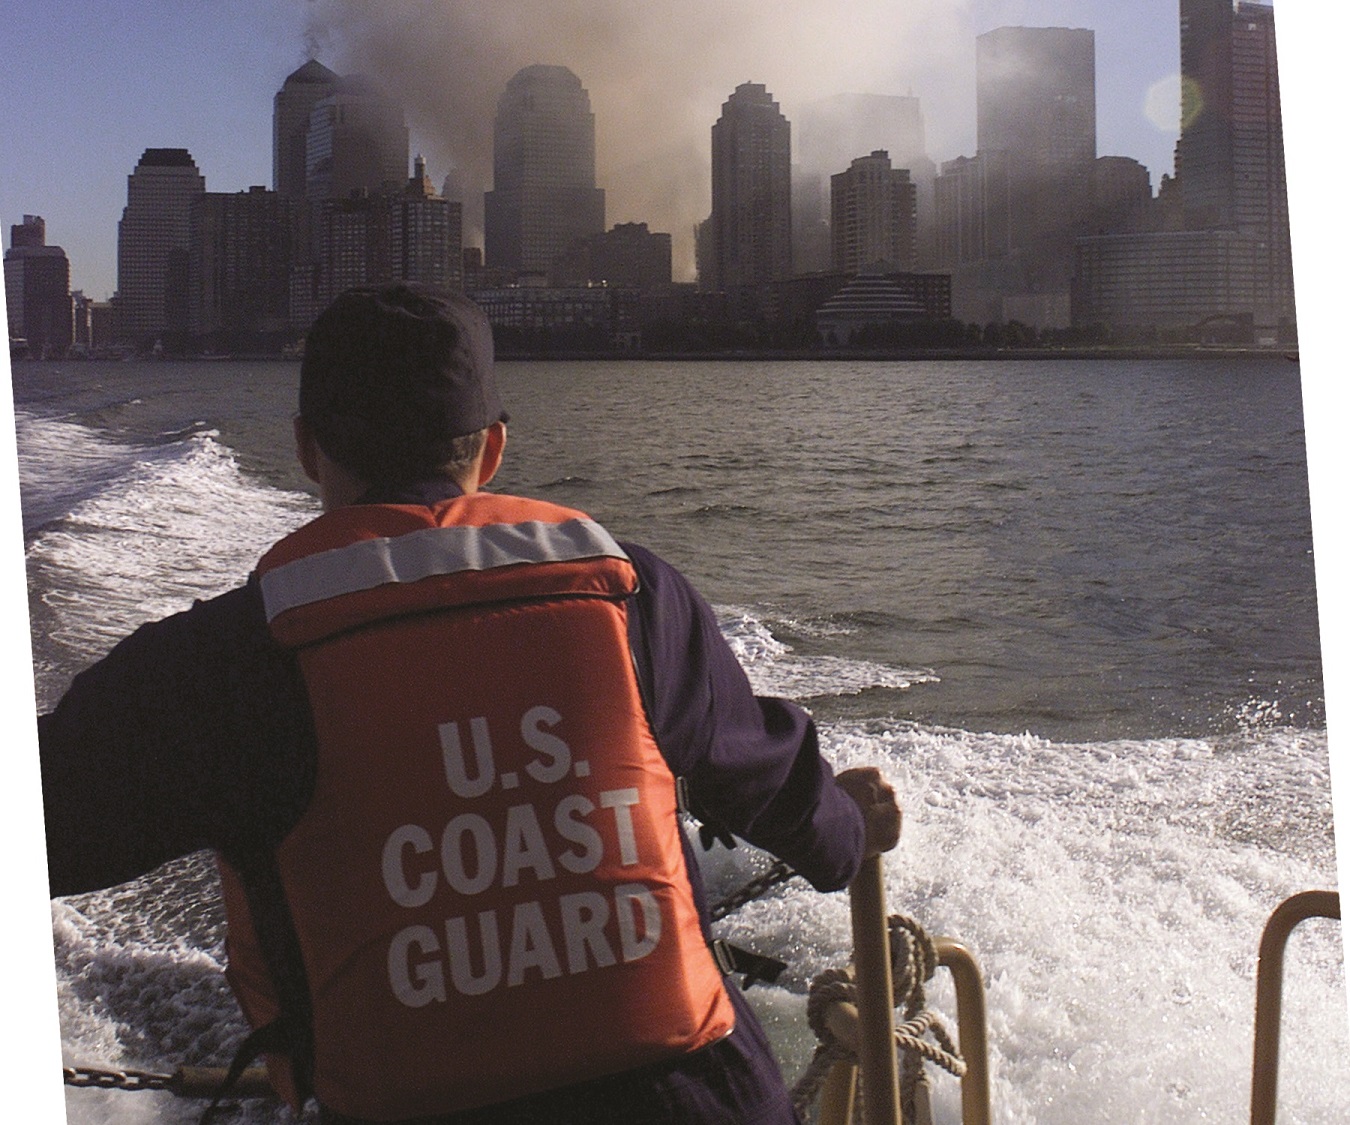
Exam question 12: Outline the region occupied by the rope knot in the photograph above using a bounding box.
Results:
[791,913,966,1123]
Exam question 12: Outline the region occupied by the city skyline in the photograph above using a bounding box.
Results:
[7,0,1212,301]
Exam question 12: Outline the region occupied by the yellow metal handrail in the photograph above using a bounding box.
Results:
[934,937,991,1125]
[1250,889,1341,1125]
[818,856,991,1125]
[852,855,903,1124]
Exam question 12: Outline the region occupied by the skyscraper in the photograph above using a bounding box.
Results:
[830,151,917,273]
[976,26,1096,288]
[484,65,606,275]
[273,60,340,199]
[115,148,205,344]
[304,75,409,201]
[5,215,72,357]
[1176,0,1291,320]
[1073,0,1292,339]
[706,82,792,292]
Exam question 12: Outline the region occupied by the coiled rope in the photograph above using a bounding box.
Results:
[791,914,966,1124]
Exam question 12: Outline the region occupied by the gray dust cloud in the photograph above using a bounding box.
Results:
[301,0,973,276]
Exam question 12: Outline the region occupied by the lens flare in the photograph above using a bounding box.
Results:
[1145,72,1182,132]
[1179,74,1206,130]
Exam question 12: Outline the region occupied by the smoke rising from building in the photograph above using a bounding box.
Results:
[301,0,973,278]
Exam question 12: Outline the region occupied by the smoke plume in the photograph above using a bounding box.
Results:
[303,0,974,278]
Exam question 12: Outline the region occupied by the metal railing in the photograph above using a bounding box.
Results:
[817,855,991,1125]
[1250,889,1341,1125]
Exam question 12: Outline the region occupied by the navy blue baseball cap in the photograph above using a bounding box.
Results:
[299,283,507,483]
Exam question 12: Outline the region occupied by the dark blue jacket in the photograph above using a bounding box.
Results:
[39,479,865,1124]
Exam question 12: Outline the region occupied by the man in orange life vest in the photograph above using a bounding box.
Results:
[40,282,902,1124]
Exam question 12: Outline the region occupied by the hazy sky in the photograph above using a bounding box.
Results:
[2,0,1197,298]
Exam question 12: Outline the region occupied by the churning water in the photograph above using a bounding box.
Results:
[14,356,1344,1122]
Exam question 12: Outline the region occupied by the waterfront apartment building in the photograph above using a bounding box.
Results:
[115,148,205,345]
[390,156,462,291]
[5,215,72,357]
[551,222,673,290]
[273,60,340,199]
[1089,157,1154,235]
[705,82,792,294]
[830,150,917,274]
[484,65,606,275]
[189,186,299,348]
[289,194,389,331]
[288,160,459,332]
[796,93,937,269]
[934,151,1012,267]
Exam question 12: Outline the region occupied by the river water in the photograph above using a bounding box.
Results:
[12,355,1345,1122]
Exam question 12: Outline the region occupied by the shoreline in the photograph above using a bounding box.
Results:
[10,346,1298,364]
[495,345,1299,362]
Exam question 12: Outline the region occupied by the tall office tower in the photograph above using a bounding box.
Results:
[830,151,917,273]
[706,82,792,292]
[391,156,462,291]
[1176,0,1291,320]
[484,65,606,275]
[5,215,72,357]
[976,26,1096,288]
[797,93,937,267]
[1177,0,1237,229]
[189,186,299,347]
[273,60,340,198]
[305,75,409,201]
[115,148,205,344]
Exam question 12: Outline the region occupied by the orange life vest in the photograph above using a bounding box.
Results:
[219,491,735,1121]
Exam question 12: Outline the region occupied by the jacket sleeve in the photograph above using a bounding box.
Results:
[623,542,865,892]
[38,580,315,898]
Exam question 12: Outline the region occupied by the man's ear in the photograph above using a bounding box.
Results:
[477,421,507,487]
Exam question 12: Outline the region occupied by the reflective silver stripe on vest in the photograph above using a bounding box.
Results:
[260,518,629,623]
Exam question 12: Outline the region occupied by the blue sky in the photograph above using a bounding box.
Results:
[4,0,1191,300]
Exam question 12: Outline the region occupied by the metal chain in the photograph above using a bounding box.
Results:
[63,859,799,1100]
[709,859,798,922]
[64,1065,176,1092]
[63,857,798,1101]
